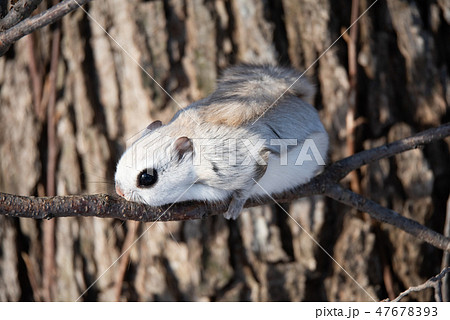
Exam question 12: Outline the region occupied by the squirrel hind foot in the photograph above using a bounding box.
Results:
[223,195,247,220]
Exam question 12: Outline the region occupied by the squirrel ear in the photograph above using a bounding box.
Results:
[174,137,193,160]
[147,120,162,131]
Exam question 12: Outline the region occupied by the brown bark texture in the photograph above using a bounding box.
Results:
[0,0,449,301]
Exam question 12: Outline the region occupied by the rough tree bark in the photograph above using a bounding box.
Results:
[0,0,449,301]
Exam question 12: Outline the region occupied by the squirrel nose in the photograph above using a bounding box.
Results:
[115,184,125,197]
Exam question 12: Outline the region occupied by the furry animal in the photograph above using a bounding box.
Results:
[114,64,329,219]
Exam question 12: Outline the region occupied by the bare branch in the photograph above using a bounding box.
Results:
[324,184,450,252]
[0,0,92,56]
[389,267,450,302]
[324,122,450,182]
[0,123,449,251]
[0,0,43,32]
[0,192,227,221]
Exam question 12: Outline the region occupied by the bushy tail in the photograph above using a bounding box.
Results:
[200,64,315,126]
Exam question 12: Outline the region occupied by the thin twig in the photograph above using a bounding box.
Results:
[0,123,449,252]
[0,0,92,56]
[0,0,43,32]
[390,267,450,302]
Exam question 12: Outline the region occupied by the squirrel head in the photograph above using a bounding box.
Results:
[114,121,196,206]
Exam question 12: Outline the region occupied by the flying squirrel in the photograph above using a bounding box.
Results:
[114,64,329,219]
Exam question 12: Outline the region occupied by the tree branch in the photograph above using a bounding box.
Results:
[323,122,450,182]
[0,123,449,250]
[389,267,450,302]
[0,0,43,32]
[324,184,450,252]
[0,0,92,56]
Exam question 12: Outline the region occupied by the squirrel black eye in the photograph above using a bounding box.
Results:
[137,169,158,188]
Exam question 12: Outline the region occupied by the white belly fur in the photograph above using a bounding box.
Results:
[250,132,328,197]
